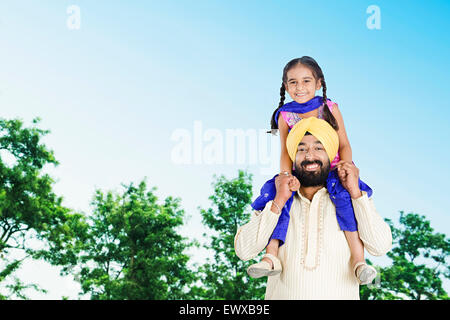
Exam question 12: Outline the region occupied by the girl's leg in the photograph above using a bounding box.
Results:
[262,239,280,269]
[344,231,365,273]
[247,238,282,278]
[345,231,378,284]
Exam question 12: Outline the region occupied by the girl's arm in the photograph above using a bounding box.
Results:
[278,114,293,173]
[331,104,353,163]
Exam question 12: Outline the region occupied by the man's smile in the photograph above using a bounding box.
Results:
[303,163,320,171]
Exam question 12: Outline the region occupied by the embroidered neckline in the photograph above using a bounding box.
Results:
[299,193,326,271]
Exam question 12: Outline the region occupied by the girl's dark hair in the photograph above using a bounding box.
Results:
[269,56,338,133]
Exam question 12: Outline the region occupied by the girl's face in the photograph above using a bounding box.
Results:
[285,64,322,104]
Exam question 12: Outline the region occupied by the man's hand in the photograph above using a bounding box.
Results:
[336,161,362,199]
[273,173,295,209]
[288,176,300,192]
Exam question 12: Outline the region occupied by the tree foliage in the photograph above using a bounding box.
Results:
[71,180,196,299]
[197,170,266,299]
[0,118,86,299]
[361,211,449,300]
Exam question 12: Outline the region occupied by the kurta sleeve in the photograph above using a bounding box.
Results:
[234,200,281,261]
[352,191,393,256]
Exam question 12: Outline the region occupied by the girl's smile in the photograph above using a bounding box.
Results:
[295,92,308,100]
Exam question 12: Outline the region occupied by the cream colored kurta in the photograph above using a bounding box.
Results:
[234,188,392,300]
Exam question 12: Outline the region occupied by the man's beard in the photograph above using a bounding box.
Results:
[293,159,331,187]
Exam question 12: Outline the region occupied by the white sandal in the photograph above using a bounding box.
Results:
[353,262,377,285]
[247,253,282,278]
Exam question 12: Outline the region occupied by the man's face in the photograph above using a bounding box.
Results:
[292,134,331,187]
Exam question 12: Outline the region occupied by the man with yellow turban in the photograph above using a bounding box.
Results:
[286,117,339,165]
[234,118,392,299]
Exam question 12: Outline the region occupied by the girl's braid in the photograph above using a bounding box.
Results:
[278,82,286,109]
[268,82,286,133]
[321,78,339,130]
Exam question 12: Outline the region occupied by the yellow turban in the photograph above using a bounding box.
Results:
[286,117,339,163]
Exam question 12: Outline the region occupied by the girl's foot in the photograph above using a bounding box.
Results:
[353,262,377,285]
[247,253,282,278]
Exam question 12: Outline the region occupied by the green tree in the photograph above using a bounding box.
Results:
[0,118,87,299]
[71,180,196,299]
[361,211,449,300]
[197,170,266,299]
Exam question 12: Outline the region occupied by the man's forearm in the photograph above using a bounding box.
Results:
[352,193,392,256]
[234,201,281,261]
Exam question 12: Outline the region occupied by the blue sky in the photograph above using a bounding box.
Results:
[0,0,449,299]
